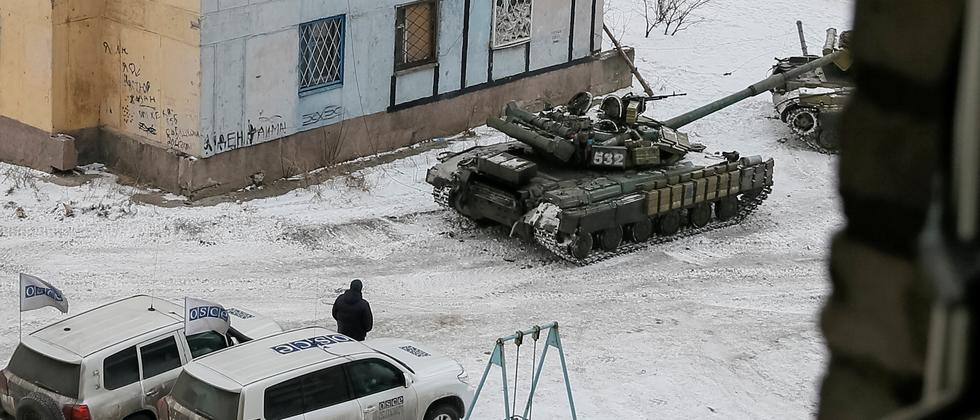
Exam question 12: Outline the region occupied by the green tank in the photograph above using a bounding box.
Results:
[771,23,854,153]
[426,54,840,264]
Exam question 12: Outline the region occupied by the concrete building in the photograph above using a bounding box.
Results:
[0,0,632,197]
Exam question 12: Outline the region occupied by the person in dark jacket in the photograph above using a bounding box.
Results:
[332,279,373,341]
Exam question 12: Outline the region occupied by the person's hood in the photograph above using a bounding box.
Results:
[340,288,362,304]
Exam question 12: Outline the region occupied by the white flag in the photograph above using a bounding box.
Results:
[20,274,69,314]
[184,297,230,336]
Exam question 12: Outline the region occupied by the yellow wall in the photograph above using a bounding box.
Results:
[97,0,202,154]
[0,0,54,132]
[2,0,202,155]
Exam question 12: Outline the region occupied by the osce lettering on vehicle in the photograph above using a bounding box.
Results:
[226,308,254,319]
[398,345,431,358]
[189,306,229,322]
[270,335,353,354]
[24,285,65,301]
[379,396,405,418]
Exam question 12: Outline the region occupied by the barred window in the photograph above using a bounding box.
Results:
[492,0,532,49]
[300,16,345,94]
[395,1,437,71]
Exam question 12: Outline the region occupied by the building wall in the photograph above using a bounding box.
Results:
[0,0,54,132]
[198,0,604,158]
[96,49,633,197]
[96,0,203,155]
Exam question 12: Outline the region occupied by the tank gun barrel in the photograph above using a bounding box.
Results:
[661,50,844,129]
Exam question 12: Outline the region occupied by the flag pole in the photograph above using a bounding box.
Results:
[19,274,23,342]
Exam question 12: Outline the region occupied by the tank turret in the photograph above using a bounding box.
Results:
[770,24,854,152]
[486,92,697,171]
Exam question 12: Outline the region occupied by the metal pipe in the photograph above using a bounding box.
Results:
[603,24,655,96]
[953,0,980,241]
[487,118,577,162]
[797,20,809,56]
[496,321,559,343]
[823,28,839,56]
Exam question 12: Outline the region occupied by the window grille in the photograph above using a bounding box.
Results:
[395,1,437,70]
[300,16,345,93]
[492,0,532,49]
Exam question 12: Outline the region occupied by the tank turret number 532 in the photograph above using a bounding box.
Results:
[591,148,627,167]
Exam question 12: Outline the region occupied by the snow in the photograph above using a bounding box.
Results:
[0,0,852,418]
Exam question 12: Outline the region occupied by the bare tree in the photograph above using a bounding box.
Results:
[636,0,710,37]
[662,0,711,35]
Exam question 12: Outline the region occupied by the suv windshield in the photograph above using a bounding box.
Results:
[171,371,240,420]
[6,344,81,398]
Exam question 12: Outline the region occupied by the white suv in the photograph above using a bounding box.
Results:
[0,295,282,420]
[160,327,473,420]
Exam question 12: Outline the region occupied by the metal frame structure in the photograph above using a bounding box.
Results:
[465,322,577,420]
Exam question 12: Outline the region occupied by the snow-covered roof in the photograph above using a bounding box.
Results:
[30,295,182,357]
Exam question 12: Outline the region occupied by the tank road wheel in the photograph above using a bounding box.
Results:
[690,204,711,228]
[658,211,681,236]
[715,198,738,221]
[599,226,624,251]
[817,128,841,150]
[626,219,653,243]
[569,231,594,260]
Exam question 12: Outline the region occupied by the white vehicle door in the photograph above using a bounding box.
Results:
[137,334,186,412]
[346,358,419,420]
[263,365,361,420]
[99,346,144,417]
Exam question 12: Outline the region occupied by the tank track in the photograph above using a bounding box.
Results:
[532,187,773,266]
[433,186,452,208]
[787,107,838,155]
[798,133,839,155]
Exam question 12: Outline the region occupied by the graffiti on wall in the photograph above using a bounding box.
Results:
[252,114,288,142]
[120,60,162,139]
[106,41,197,154]
[301,105,344,127]
[203,112,289,155]
[164,108,200,152]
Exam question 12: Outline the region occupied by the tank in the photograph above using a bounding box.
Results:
[426,54,841,264]
[771,23,854,153]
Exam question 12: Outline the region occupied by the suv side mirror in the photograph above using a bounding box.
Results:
[403,372,413,388]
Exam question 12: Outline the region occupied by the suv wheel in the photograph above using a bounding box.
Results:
[425,403,461,420]
[16,392,65,420]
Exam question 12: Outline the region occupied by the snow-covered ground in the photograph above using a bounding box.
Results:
[0,1,851,418]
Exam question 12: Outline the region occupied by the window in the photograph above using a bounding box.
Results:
[171,372,241,420]
[395,1,437,70]
[346,359,405,398]
[264,375,305,420]
[264,366,351,420]
[492,0,533,49]
[300,16,345,94]
[302,366,351,413]
[7,344,81,398]
[104,347,140,390]
[187,331,229,358]
[140,336,182,379]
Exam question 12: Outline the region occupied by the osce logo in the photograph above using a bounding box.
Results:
[271,335,353,354]
[189,306,229,322]
[24,285,64,302]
